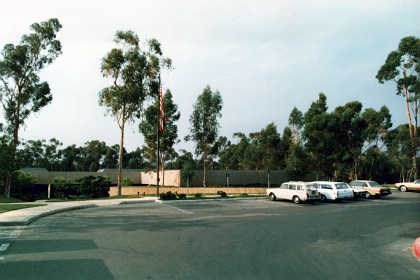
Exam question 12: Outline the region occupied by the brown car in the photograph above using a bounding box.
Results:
[395,180,420,192]
[349,180,392,198]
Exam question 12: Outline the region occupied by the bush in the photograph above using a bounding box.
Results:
[217,191,227,197]
[76,175,111,198]
[159,191,177,200]
[241,193,248,197]
[177,193,187,199]
[52,176,76,198]
[122,177,134,186]
[194,193,202,199]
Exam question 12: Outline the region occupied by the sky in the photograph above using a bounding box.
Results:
[0,0,419,153]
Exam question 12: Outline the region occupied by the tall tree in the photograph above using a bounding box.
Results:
[302,93,332,179]
[185,85,223,186]
[376,36,420,179]
[99,31,171,194]
[288,107,304,144]
[251,123,282,187]
[0,18,62,197]
[139,89,180,177]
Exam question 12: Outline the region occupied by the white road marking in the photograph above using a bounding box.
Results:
[161,203,194,214]
[0,243,10,252]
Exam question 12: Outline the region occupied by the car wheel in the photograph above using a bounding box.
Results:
[321,195,328,203]
[400,186,407,192]
[365,192,372,199]
[269,193,276,201]
[293,196,301,204]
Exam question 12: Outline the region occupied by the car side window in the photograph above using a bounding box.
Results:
[281,184,288,189]
[289,184,297,190]
[296,185,302,191]
[321,184,332,190]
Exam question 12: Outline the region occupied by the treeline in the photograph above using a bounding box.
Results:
[1,93,414,184]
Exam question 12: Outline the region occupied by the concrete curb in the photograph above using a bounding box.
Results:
[0,204,97,226]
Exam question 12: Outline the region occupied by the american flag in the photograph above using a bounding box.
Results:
[159,85,165,132]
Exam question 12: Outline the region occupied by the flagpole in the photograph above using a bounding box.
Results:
[156,75,161,198]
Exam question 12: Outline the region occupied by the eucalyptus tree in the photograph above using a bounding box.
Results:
[384,124,413,181]
[0,18,62,197]
[376,36,420,179]
[302,93,332,179]
[185,85,223,186]
[99,30,171,194]
[139,89,180,176]
[251,123,282,186]
[0,135,14,193]
[288,107,304,144]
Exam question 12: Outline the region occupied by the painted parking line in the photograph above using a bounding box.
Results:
[161,203,194,214]
[0,243,9,252]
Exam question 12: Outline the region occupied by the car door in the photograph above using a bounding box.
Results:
[275,183,289,200]
[412,180,420,190]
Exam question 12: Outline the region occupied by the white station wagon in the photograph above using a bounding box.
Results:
[267,181,320,204]
[311,181,354,202]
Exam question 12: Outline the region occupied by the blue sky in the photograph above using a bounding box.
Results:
[1,0,419,152]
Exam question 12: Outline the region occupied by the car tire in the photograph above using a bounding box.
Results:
[269,193,276,201]
[321,195,328,203]
[365,193,372,199]
[400,186,407,192]
[293,196,301,204]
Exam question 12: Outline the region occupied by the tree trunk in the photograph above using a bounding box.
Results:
[402,71,418,179]
[203,150,207,187]
[117,106,126,196]
[4,87,22,197]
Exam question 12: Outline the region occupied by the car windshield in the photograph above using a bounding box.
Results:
[335,183,349,189]
[368,181,380,186]
[307,184,317,191]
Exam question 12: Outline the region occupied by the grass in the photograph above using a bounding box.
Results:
[0,196,46,213]
[0,204,46,214]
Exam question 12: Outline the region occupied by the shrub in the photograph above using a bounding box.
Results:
[194,193,202,199]
[122,177,134,186]
[160,191,177,200]
[177,193,187,199]
[52,176,76,198]
[217,191,227,197]
[76,175,111,198]
[241,193,249,197]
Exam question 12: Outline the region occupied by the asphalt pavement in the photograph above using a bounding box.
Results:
[0,197,157,226]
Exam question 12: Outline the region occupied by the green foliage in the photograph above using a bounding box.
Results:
[122,177,134,186]
[0,18,62,197]
[159,191,177,200]
[99,30,171,193]
[139,89,180,167]
[194,193,202,199]
[376,36,420,179]
[76,175,111,198]
[10,171,38,201]
[217,191,227,197]
[186,85,223,186]
[0,135,14,193]
[51,176,74,198]
[177,193,187,199]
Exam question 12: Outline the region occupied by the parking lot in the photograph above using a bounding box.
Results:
[1,191,420,279]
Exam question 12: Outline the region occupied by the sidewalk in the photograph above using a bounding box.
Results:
[0,197,157,226]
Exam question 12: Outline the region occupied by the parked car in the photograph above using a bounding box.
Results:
[266,181,320,204]
[349,180,392,198]
[395,180,420,192]
[311,181,355,202]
